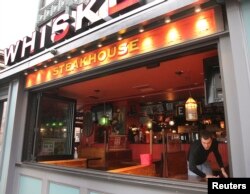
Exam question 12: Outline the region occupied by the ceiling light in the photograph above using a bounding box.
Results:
[139,26,144,33]
[98,43,102,48]
[34,67,38,72]
[67,55,71,59]
[24,71,28,76]
[196,18,209,32]
[54,60,58,64]
[195,5,201,13]
[117,35,122,41]
[81,50,85,53]
[43,64,48,68]
[165,16,171,23]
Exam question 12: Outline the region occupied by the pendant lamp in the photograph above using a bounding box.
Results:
[185,96,198,121]
[100,115,109,126]
[99,102,109,126]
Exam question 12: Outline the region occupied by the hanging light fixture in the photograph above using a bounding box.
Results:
[185,96,198,121]
[146,120,152,129]
[99,102,109,126]
[100,115,109,126]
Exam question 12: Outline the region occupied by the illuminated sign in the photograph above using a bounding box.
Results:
[25,9,221,88]
[4,0,140,66]
[51,39,139,76]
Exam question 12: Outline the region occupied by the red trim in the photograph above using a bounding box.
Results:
[109,0,140,15]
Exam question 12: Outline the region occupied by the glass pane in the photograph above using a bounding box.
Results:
[0,100,7,154]
[37,96,74,157]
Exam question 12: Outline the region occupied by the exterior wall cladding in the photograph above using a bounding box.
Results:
[0,0,250,194]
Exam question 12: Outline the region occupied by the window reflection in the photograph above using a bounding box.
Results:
[0,100,7,154]
[36,95,75,160]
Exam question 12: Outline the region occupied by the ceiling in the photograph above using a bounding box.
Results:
[56,49,218,107]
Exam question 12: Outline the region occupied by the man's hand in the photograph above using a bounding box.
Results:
[221,167,229,178]
[205,174,219,179]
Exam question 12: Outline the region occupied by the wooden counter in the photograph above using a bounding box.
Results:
[108,164,157,177]
[40,158,87,168]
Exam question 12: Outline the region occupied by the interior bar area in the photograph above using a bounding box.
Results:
[2,1,250,194]
[24,46,228,181]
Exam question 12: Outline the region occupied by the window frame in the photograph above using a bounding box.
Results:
[0,85,9,174]
[22,92,76,162]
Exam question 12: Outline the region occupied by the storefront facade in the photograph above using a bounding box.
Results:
[0,0,250,194]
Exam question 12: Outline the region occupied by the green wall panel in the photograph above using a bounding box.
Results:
[49,182,80,194]
[19,175,42,194]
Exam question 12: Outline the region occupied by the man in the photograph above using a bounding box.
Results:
[188,130,228,179]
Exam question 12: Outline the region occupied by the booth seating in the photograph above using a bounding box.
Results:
[162,151,188,179]
[79,147,132,170]
[79,147,106,169]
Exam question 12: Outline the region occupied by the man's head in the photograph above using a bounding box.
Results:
[200,130,213,150]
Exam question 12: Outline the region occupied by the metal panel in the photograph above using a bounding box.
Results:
[0,80,19,194]
[14,164,208,194]
[221,0,250,177]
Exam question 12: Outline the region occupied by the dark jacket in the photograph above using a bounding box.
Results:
[188,139,224,178]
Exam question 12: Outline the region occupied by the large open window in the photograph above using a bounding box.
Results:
[23,48,229,181]
[23,93,76,161]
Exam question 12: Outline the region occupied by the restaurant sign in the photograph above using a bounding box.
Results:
[4,0,140,66]
[25,8,220,88]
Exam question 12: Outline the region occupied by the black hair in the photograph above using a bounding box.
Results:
[199,130,213,140]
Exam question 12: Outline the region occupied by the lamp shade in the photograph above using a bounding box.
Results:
[185,97,198,121]
[99,115,109,126]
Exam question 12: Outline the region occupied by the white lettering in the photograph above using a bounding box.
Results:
[4,41,22,65]
[241,184,247,189]
[211,182,247,190]
[75,0,104,31]
[39,25,52,49]
[51,14,72,43]
[21,31,39,58]
[212,182,218,189]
